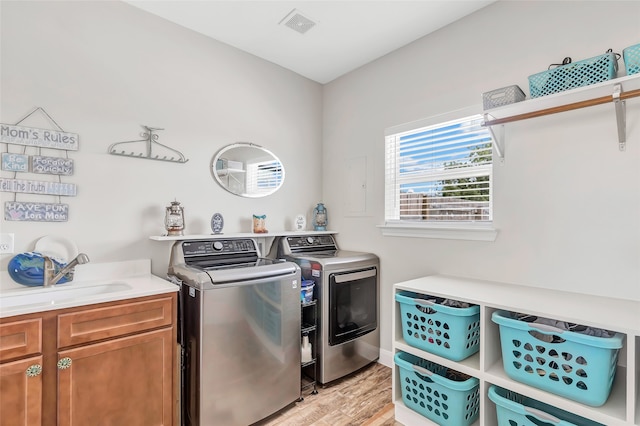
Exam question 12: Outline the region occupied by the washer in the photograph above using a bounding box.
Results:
[273,234,380,384]
[169,238,301,426]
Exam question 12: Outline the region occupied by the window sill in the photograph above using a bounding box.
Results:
[378,223,498,242]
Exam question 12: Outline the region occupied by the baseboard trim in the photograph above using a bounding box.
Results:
[378,348,393,368]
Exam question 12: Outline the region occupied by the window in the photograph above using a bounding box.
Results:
[383,112,496,240]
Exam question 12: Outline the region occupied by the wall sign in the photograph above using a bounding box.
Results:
[1,108,79,222]
[5,201,69,222]
[31,155,74,175]
[0,124,79,150]
[1,153,29,172]
[0,178,77,196]
[0,153,74,175]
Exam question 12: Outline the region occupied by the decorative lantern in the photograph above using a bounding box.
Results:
[313,203,327,231]
[165,200,185,236]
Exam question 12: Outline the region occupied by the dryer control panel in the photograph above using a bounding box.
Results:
[286,235,336,251]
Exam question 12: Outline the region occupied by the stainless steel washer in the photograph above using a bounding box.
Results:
[169,238,301,426]
[272,234,379,384]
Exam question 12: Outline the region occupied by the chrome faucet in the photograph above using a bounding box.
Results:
[43,253,90,287]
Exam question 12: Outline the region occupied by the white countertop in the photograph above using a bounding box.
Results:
[0,259,178,318]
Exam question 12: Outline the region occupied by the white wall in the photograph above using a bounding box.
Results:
[322,1,640,352]
[0,1,323,276]
[2,1,639,357]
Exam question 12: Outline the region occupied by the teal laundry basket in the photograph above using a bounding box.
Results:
[492,311,623,406]
[623,43,640,76]
[394,352,479,426]
[395,291,480,361]
[488,385,604,426]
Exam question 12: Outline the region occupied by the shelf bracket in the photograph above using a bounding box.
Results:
[612,84,626,151]
[484,113,504,162]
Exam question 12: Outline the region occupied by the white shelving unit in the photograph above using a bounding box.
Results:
[392,275,640,426]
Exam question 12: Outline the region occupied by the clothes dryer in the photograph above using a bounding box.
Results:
[273,234,379,384]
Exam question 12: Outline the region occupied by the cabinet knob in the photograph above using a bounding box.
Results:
[57,357,72,370]
[25,364,42,377]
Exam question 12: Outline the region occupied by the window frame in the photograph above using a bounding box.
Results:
[379,105,498,241]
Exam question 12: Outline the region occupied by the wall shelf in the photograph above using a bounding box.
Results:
[149,230,336,242]
[150,231,338,257]
[392,274,640,425]
[483,73,640,155]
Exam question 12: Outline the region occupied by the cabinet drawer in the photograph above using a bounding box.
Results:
[0,318,42,362]
[58,296,173,348]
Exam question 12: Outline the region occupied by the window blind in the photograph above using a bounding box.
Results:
[246,160,284,194]
[385,114,493,223]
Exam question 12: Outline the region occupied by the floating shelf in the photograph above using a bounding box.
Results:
[149,230,337,241]
[150,230,337,257]
[483,73,640,155]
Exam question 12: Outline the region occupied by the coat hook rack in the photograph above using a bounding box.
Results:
[108,125,188,164]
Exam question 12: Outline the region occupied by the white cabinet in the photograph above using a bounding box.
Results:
[392,275,640,426]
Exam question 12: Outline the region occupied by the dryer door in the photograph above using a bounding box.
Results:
[328,267,378,346]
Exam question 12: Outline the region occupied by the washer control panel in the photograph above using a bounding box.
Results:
[182,239,256,256]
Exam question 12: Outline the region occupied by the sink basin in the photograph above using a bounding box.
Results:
[0,282,133,309]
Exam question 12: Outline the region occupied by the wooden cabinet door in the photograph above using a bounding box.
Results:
[57,328,173,426]
[0,355,43,426]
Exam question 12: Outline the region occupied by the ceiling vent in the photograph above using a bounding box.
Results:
[279,9,317,35]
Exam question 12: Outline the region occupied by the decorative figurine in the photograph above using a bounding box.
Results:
[295,214,306,231]
[165,200,185,236]
[313,203,327,231]
[211,213,224,234]
[253,214,268,233]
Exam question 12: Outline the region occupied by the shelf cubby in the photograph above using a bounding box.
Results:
[392,275,640,425]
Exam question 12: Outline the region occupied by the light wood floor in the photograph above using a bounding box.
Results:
[257,362,402,426]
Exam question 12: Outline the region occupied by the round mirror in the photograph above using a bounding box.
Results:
[211,143,285,198]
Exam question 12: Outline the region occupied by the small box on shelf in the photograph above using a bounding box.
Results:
[482,85,526,110]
